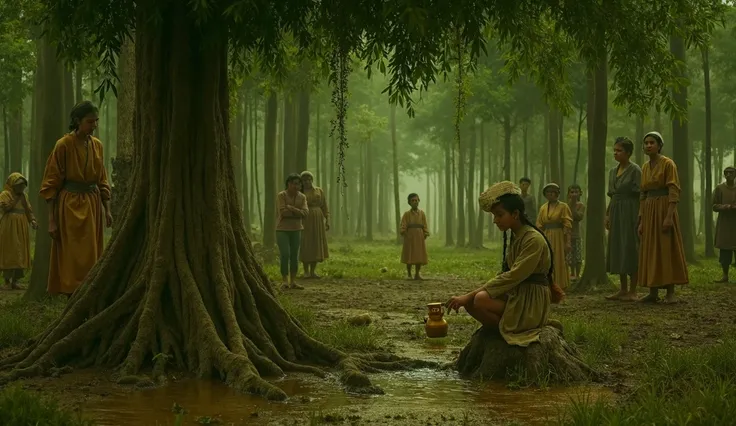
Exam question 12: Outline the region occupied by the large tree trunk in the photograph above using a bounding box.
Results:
[702,47,714,257]
[573,106,585,185]
[24,37,64,301]
[4,6,425,397]
[577,50,610,289]
[111,38,136,227]
[670,37,697,263]
[295,90,309,174]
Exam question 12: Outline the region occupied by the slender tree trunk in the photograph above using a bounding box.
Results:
[670,36,697,262]
[252,96,263,231]
[466,121,477,247]
[635,115,644,165]
[578,48,610,288]
[75,64,84,102]
[25,36,64,301]
[522,123,529,178]
[503,115,512,181]
[475,120,486,248]
[111,39,136,227]
[456,134,466,248]
[356,147,364,236]
[365,140,374,241]
[295,90,310,173]
[263,92,278,249]
[548,107,561,184]
[315,102,321,184]
[3,107,9,177]
[390,104,402,244]
[559,113,565,189]
[702,46,714,257]
[444,137,454,246]
[573,106,585,184]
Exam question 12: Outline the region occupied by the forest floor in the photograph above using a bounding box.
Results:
[1,237,735,425]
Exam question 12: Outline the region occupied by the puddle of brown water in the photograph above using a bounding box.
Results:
[86,369,611,426]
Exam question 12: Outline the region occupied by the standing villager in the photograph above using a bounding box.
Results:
[276,173,309,290]
[519,177,537,225]
[566,184,586,280]
[637,131,689,303]
[40,101,113,296]
[605,137,642,301]
[713,166,736,283]
[400,193,429,280]
[446,181,563,347]
[299,171,330,279]
[0,173,38,289]
[537,183,573,290]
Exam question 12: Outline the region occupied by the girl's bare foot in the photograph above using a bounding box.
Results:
[638,293,660,303]
[280,283,290,291]
[605,291,626,300]
[290,282,305,290]
[619,292,638,302]
[714,277,729,283]
[312,274,322,279]
[414,274,423,281]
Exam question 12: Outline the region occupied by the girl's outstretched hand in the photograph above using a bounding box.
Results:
[446,294,472,313]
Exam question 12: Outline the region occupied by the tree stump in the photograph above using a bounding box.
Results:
[455,326,599,384]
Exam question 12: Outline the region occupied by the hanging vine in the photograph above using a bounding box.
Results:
[328,44,351,190]
[453,24,468,152]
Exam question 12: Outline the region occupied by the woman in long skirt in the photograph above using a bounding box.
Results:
[537,183,572,290]
[637,131,689,303]
[605,137,642,301]
[299,171,330,278]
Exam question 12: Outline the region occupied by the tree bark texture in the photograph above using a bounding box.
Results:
[112,38,136,227]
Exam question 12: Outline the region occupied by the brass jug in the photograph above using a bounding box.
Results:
[424,302,448,338]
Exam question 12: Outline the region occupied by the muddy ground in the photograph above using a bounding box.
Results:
[3,268,735,426]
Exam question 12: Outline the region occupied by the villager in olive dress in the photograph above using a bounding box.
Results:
[0,173,38,289]
[446,181,562,347]
[713,166,736,283]
[638,131,688,303]
[299,171,329,278]
[605,137,642,301]
[400,193,429,280]
[566,184,585,279]
[537,183,572,290]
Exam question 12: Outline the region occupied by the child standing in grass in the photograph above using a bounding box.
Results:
[566,184,586,280]
[0,173,38,290]
[400,193,429,280]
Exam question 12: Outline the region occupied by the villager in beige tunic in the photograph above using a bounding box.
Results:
[483,225,552,347]
[400,208,429,265]
[537,201,573,289]
[300,186,330,263]
[638,155,689,288]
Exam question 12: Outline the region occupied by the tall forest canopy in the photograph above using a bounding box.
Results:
[1,0,735,409]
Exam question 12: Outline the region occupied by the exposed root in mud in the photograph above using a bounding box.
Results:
[455,326,600,384]
[0,3,427,400]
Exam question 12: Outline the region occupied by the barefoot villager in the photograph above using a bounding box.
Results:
[0,173,38,290]
[637,132,689,303]
[299,171,330,279]
[537,183,573,290]
[276,173,309,290]
[713,166,736,283]
[605,137,642,301]
[566,184,585,280]
[400,193,429,280]
[519,177,537,225]
[446,182,564,346]
[40,101,113,296]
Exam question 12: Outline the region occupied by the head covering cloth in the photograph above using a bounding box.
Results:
[643,131,664,149]
[542,182,560,194]
[3,172,26,193]
[300,170,314,179]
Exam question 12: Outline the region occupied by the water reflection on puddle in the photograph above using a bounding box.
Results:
[87,369,611,425]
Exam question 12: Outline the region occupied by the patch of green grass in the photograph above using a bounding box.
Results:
[0,386,94,426]
[0,298,65,349]
[561,338,736,425]
[281,295,385,352]
[557,314,626,368]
